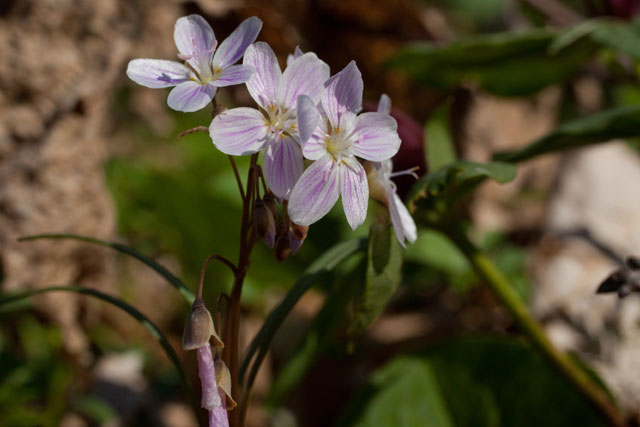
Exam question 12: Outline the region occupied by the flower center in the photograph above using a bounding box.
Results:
[264,105,296,139]
[325,127,352,161]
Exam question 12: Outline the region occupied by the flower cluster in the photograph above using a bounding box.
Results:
[127,14,417,247]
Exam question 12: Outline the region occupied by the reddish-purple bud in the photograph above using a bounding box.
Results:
[275,234,292,262]
[253,199,276,248]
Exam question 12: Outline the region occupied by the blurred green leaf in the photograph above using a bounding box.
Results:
[494,104,640,163]
[0,286,199,421]
[387,30,595,96]
[350,222,403,334]
[240,238,367,386]
[425,102,457,171]
[351,357,454,427]
[408,161,516,227]
[551,18,640,61]
[423,337,606,427]
[73,395,117,424]
[19,234,195,303]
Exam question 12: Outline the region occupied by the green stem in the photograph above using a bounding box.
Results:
[451,228,625,427]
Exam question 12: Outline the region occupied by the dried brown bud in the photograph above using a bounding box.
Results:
[182,298,224,351]
[253,199,276,247]
[290,223,309,241]
[214,359,237,410]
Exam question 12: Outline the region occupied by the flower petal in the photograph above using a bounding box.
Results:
[278,52,330,107]
[297,94,321,144]
[286,45,304,67]
[352,112,401,161]
[395,193,417,243]
[174,15,216,73]
[288,155,340,226]
[167,81,216,112]
[197,345,221,410]
[263,135,303,199]
[321,61,363,125]
[386,187,406,247]
[340,157,369,230]
[213,16,262,69]
[211,64,255,87]
[377,93,391,115]
[210,397,230,427]
[209,107,268,155]
[126,59,190,88]
[243,42,282,108]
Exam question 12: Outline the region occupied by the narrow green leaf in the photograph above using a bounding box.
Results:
[387,30,595,97]
[18,234,195,303]
[494,104,640,163]
[425,102,457,171]
[350,222,403,334]
[240,238,367,386]
[0,286,200,422]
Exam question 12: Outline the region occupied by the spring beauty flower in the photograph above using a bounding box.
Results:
[127,15,262,112]
[209,42,329,198]
[288,62,401,229]
[368,95,417,247]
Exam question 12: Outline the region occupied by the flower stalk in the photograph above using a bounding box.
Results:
[449,227,625,427]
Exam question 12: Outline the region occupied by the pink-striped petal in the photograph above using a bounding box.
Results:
[297,94,321,144]
[286,46,304,67]
[321,61,363,125]
[243,42,282,108]
[210,107,268,155]
[263,135,304,199]
[126,59,190,88]
[302,134,328,160]
[278,53,330,107]
[167,81,216,112]
[377,94,391,115]
[352,112,401,161]
[174,15,216,74]
[212,64,255,87]
[340,157,369,230]
[288,155,340,226]
[213,17,262,69]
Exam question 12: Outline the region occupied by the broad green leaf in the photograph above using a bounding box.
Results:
[240,238,367,387]
[19,234,195,303]
[494,104,640,163]
[387,30,595,97]
[423,337,606,427]
[350,222,403,334]
[425,102,457,171]
[407,161,516,227]
[0,286,199,421]
[349,357,454,427]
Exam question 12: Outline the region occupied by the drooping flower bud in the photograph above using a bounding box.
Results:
[275,233,292,262]
[215,359,237,410]
[262,192,279,222]
[289,223,309,255]
[197,344,221,410]
[182,298,224,351]
[253,199,276,248]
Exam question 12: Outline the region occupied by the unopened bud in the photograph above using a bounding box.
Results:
[275,234,292,262]
[215,359,237,410]
[289,223,309,255]
[263,192,279,221]
[182,298,224,351]
[253,199,276,248]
